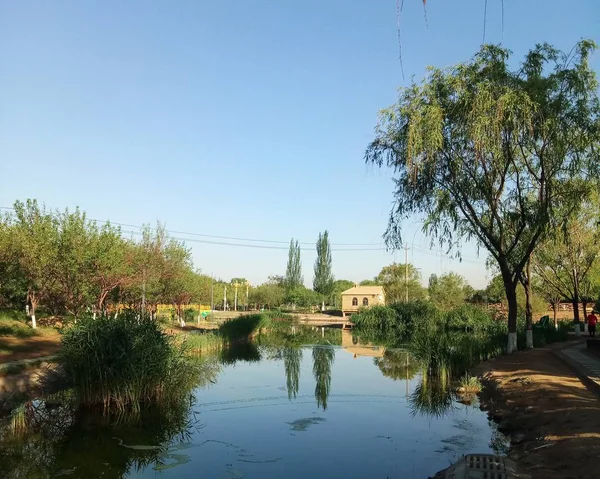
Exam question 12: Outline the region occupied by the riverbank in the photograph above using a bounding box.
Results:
[472,339,600,479]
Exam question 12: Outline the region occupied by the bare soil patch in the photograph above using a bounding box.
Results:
[472,341,600,479]
[0,332,61,364]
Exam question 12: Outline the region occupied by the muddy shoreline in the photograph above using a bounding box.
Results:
[472,341,600,479]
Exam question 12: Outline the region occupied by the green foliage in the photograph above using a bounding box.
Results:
[375,263,426,303]
[60,312,201,410]
[428,273,471,310]
[180,332,223,356]
[366,41,600,341]
[352,301,438,346]
[313,231,334,300]
[532,192,600,322]
[249,283,285,309]
[330,279,355,309]
[285,238,303,290]
[218,311,295,341]
[457,375,482,394]
[284,286,321,309]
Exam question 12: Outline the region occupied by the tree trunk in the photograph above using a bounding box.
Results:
[322,300,325,312]
[573,268,581,336]
[501,267,518,354]
[552,302,558,329]
[524,261,534,349]
[30,299,37,330]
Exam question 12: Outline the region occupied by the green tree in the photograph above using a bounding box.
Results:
[375,263,425,303]
[330,279,355,309]
[532,200,600,328]
[428,272,470,310]
[8,200,59,328]
[88,223,133,316]
[51,207,95,317]
[366,41,600,352]
[313,230,334,311]
[160,238,194,326]
[250,283,285,310]
[285,239,303,290]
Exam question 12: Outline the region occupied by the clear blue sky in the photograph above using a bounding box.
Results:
[1,0,598,289]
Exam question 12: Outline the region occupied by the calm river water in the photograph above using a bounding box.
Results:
[0,344,506,479]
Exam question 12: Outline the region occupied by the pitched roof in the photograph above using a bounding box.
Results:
[341,285,384,296]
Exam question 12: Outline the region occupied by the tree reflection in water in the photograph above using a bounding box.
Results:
[408,369,455,418]
[312,346,335,410]
[283,347,302,400]
[0,358,221,478]
[374,349,420,381]
[219,341,261,365]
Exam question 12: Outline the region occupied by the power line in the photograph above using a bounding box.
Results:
[120,229,386,252]
[1,205,486,261]
[0,206,383,247]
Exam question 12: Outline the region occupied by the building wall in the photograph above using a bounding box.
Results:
[341,292,385,313]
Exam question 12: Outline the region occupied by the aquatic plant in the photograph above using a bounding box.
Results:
[180,332,223,356]
[60,311,203,410]
[456,375,482,394]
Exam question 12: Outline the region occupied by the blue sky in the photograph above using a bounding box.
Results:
[1,0,599,289]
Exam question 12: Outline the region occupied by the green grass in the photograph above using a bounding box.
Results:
[456,374,482,394]
[0,310,37,338]
[180,332,223,355]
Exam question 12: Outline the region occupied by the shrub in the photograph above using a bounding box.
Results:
[218,312,295,341]
[352,301,439,346]
[60,312,201,410]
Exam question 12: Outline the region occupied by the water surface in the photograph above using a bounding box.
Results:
[0,344,505,479]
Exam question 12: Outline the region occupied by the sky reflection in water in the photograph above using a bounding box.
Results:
[0,344,505,479]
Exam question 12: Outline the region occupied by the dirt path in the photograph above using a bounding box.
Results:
[0,333,61,364]
[472,341,600,479]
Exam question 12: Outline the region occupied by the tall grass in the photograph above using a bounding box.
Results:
[60,312,202,410]
[218,311,295,341]
[180,332,223,356]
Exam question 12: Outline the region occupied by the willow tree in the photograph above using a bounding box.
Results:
[366,41,600,352]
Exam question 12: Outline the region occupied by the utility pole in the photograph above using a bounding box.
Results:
[211,280,214,312]
[405,244,409,303]
[224,285,227,311]
[246,282,249,311]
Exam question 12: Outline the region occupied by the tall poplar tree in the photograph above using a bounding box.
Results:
[285,238,303,290]
[313,230,334,311]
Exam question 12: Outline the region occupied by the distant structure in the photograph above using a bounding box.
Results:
[341,284,385,318]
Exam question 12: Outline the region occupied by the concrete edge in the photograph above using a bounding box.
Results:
[552,348,600,398]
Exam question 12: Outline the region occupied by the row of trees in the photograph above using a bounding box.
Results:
[367,40,600,351]
[0,202,346,322]
[0,200,243,327]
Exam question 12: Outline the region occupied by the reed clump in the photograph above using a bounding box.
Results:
[60,312,200,410]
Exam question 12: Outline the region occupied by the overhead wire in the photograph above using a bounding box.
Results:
[0,205,486,262]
